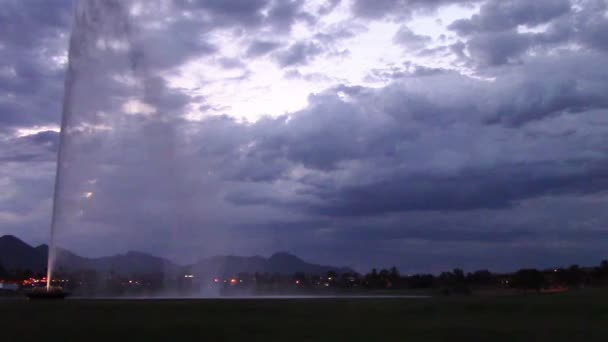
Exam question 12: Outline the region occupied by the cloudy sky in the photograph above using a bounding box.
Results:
[1,0,608,273]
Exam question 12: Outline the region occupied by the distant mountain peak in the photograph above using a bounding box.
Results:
[269,252,301,261]
[0,235,47,272]
[0,235,35,250]
[124,251,156,258]
[270,251,296,257]
[0,234,354,276]
[0,235,27,244]
[36,244,49,251]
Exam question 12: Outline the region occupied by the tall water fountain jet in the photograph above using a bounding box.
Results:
[46,0,181,291]
[49,0,133,290]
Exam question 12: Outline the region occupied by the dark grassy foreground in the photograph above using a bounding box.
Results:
[2,291,608,341]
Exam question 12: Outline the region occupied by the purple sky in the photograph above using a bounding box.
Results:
[1,0,608,273]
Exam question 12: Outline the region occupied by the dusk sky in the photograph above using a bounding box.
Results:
[1,0,608,273]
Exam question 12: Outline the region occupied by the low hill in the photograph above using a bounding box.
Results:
[0,235,47,272]
[0,235,352,276]
[194,252,354,277]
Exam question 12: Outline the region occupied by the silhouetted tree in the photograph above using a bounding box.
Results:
[389,267,400,280]
[339,272,360,288]
[407,274,435,289]
[0,262,6,278]
[590,261,608,286]
[512,269,546,291]
[365,269,382,288]
[371,268,378,279]
[14,268,33,280]
[467,270,495,285]
[452,269,465,282]
[378,269,391,288]
[566,265,584,287]
[438,269,470,295]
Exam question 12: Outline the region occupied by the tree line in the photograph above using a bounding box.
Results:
[3,259,608,296]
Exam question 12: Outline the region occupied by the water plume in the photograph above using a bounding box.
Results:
[47,0,180,290]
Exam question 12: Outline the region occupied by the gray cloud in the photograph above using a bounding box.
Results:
[447,0,608,67]
[266,0,311,32]
[351,0,481,20]
[0,0,71,130]
[176,0,270,28]
[0,131,59,163]
[393,26,433,50]
[222,52,608,218]
[304,159,608,216]
[246,40,283,57]
[216,57,245,69]
[3,0,608,271]
[466,29,533,66]
[176,0,320,36]
[318,0,342,15]
[275,41,324,66]
[449,0,572,35]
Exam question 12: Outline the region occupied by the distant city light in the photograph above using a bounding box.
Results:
[84,192,94,199]
[184,274,194,278]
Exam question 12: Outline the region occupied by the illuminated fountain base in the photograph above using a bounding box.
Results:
[26,287,70,300]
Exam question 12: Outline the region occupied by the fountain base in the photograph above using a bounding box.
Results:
[26,287,70,300]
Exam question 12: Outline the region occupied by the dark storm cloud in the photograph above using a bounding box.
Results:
[0,0,334,134]
[176,0,318,35]
[175,0,270,28]
[0,0,71,46]
[0,1,72,246]
[0,131,59,163]
[0,0,71,130]
[320,224,537,244]
[351,0,481,20]
[465,29,533,66]
[305,159,608,216]
[223,50,608,217]
[574,0,608,52]
[4,0,608,271]
[447,0,608,67]
[448,0,571,35]
[487,55,608,125]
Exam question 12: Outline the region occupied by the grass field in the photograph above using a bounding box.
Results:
[2,291,608,341]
